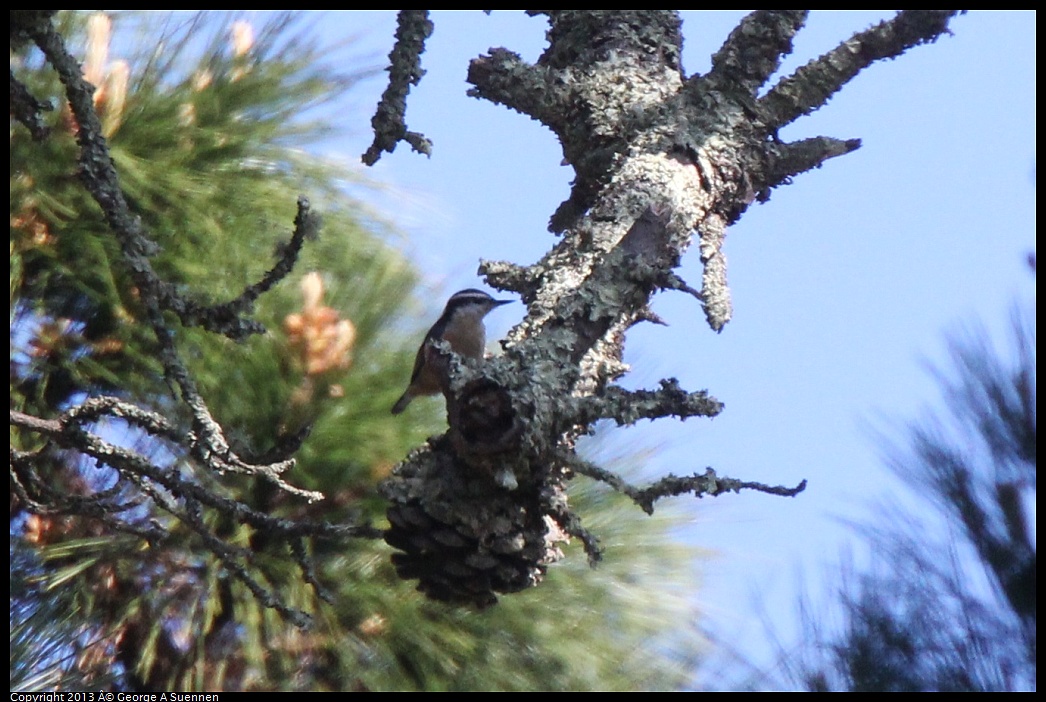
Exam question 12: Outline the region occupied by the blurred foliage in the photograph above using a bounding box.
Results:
[779,269,1035,692]
[10,539,119,692]
[11,11,705,691]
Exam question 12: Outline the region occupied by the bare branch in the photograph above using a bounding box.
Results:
[165,196,321,341]
[28,19,315,342]
[706,10,808,93]
[764,136,863,191]
[658,271,703,302]
[478,259,538,300]
[576,379,723,427]
[29,22,162,270]
[9,403,344,519]
[467,48,558,123]
[11,398,382,625]
[9,68,53,140]
[760,10,964,128]
[544,493,603,566]
[362,10,434,165]
[292,538,335,605]
[570,457,807,515]
[698,213,733,332]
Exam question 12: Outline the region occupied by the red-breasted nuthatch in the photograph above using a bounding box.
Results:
[391,288,512,414]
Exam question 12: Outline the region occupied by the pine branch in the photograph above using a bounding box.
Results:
[11,400,383,626]
[13,15,378,627]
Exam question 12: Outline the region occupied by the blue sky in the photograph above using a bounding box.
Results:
[310,11,1034,683]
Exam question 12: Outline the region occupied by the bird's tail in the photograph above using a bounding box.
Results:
[390,392,411,414]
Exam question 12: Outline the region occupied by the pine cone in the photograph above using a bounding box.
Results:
[381,438,568,607]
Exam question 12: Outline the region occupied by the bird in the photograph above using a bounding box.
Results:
[391,288,512,414]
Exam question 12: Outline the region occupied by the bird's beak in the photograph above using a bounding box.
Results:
[494,298,513,307]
